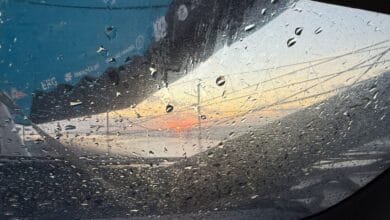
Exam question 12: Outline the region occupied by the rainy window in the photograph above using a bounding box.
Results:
[0,0,390,219]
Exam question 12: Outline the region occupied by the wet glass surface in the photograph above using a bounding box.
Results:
[0,0,390,219]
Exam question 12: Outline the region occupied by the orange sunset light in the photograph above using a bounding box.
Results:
[157,115,198,132]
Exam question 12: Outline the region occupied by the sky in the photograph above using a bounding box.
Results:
[112,0,390,132]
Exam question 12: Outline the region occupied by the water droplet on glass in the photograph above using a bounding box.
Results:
[287,38,296,47]
[244,24,256,32]
[177,4,189,21]
[295,27,303,36]
[70,101,82,106]
[4,212,13,216]
[261,8,267,15]
[271,0,277,3]
[373,91,379,100]
[294,8,303,12]
[314,27,322,34]
[125,56,132,63]
[216,76,226,86]
[200,114,207,120]
[149,67,157,77]
[107,57,116,63]
[65,125,76,130]
[105,26,117,40]
[96,45,107,54]
[166,104,174,113]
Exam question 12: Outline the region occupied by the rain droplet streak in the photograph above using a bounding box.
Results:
[65,125,76,130]
[70,101,82,106]
[244,24,256,32]
[295,27,303,36]
[166,104,174,113]
[216,76,226,86]
[287,38,296,47]
[314,27,323,34]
